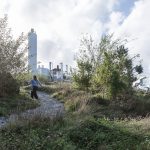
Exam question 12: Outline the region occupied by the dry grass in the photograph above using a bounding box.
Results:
[117,116,150,136]
[2,108,64,131]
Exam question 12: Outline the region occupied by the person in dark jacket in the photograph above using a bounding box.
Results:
[30,75,42,99]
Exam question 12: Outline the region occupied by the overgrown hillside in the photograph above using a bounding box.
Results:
[1,16,150,150]
[1,83,150,150]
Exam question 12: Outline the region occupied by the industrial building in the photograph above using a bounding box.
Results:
[28,28,71,81]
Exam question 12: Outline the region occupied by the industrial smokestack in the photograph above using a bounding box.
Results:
[49,62,52,71]
[57,65,59,70]
[60,63,63,72]
[66,65,68,74]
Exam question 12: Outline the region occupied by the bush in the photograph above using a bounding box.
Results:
[0,72,19,97]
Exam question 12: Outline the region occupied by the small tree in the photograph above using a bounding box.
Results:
[73,60,92,90]
[73,34,143,100]
[0,15,27,96]
[72,36,94,90]
[92,38,143,100]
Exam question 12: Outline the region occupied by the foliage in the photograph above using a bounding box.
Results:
[38,83,150,116]
[0,15,27,75]
[0,15,27,96]
[72,36,95,90]
[68,118,146,150]
[37,75,50,84]
[15,72,32,86]
[73,60,92,90]
[0,72,19,97]
[92,45,132,99]
[16,73,50,86]
[73,35,143,100]
[0,89,39,116]
[1,83,150,149]
[135,64,143,74]
[0,117,73,150]
[1,115,150,150]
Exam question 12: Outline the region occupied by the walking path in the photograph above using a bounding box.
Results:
[0,92,64,128]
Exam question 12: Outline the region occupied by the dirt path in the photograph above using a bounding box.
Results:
[0,92,64,128]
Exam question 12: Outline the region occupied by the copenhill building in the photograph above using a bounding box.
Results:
[28,28,37,74]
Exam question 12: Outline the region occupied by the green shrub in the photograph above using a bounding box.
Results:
[68,118,144,150]
[0,72,19,97]
[0,89,39,116]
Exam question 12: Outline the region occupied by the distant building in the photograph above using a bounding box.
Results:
[28,28,37,74]
[50,65,62,81]
[27,28,71,81]
[37,65,50,79]
[49,63,71,81]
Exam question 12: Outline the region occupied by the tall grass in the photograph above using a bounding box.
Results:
[1,82,150,149]
[0,88,39,116]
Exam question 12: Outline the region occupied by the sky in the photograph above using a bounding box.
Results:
[0,0,150,75]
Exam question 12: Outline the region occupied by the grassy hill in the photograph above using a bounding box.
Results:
[1,83,150,149]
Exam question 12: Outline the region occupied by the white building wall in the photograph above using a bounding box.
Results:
[37,68,50,77]
[28,28,37,74]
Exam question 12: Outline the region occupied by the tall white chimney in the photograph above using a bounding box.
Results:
[28,28,37,74]
[49,62,52,71]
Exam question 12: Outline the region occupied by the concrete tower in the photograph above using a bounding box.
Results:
[28,28,37,74]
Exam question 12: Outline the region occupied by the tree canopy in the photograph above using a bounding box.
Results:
[0,15,27,75]
[0,15,27,96]
[73,35,143,100]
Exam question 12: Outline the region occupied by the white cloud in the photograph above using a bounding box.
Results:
[106,11,125,34]
[0,0,118,68]
[2,0,149,76]
[107,0,150,74]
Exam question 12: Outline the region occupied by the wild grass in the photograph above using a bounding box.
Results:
[38,82,150,118]
[0,88,39,116]
[1,114,150,150]
[0,115,66,150]
[1,82,150,149]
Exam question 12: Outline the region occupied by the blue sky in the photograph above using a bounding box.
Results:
[116,0,137,16]
[0,0,150,74]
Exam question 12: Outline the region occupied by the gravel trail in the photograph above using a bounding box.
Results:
[0,92,64,128]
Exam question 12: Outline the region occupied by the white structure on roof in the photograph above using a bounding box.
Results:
[28,28,37,74]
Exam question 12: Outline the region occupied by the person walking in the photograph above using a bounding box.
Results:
[30,75,42,99]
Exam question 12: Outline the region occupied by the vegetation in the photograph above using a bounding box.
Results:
[0,72,19,97]
[37,75,51,84]
[0,88,39,116]
[1,83,150,149]
[1,16,150,150]
[0,15,27,96]
[73,35,143,100]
